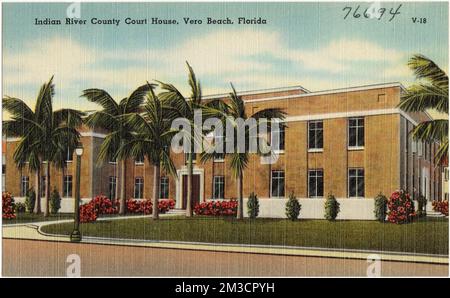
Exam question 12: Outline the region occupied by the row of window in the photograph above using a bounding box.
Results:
[211,168,365,199]
[128,117,364,166]
[129,176,169,199]
[20,175,171,200]
[270,169,364,198]
[308,118,365,150]
[20,169,365,199]
[20,175,73,197]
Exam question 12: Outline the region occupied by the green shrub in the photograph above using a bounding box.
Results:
[416,195,427,217]
[14,202,26,213]
[374,193,388,222]
[324,193,340,221]
[285,192,301,221]
[49,188,61,214]
[25,188,36,214]
[247,192,259,219]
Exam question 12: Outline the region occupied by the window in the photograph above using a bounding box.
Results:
[65,148,73,162]
[108,176,117,200]
[109,156,117,164]
[2,163,6,192]
[213,176,225,199]
[213,134,225,162]
[412,140,417,154]
[40,176,46,195]
[445,168,449,182]
[308,170,323,198]
[20,176,29,196]
[134,177,144,199]
[63,175,73,197]
[348,118,364,148]
[185,153,197,164]
[135,156,144,165]
[308,120,323,150]
[271,170,285,197]
[271,123,285,151]
[160,177,169,199]
[348,168,364,197]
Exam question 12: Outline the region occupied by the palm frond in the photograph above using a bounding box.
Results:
[2,120,28,138]
[156,80,190,118]
[34,76,55,125]
[435,139,449,165]
[186,61,201,104]
[229,153,249,179]
[81,88,119,115]
[119,83,154,113]
[399,83,448,113]
[84,110,118,130]
[2,96,34,120]
[228,83,246,118]
[53,109,85,128]
[411,119,448,143]
[13,135,40,171]
[408,54,449,87]
[160,148,177,178]
[97,131,122,165]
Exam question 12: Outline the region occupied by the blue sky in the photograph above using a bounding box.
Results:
[2,2,448,111]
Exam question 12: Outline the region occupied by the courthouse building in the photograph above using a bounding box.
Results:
[3,82,444,219]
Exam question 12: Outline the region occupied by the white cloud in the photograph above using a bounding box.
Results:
[280,38,404,73]
[3,30,410,105]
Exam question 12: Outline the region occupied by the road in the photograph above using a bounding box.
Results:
[3,239,448,277]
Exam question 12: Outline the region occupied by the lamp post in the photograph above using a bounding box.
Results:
[70,144,83,242]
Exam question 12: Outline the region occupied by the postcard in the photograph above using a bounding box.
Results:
[1,0,448,283]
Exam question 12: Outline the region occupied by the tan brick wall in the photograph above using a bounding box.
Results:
[4,84,441,207]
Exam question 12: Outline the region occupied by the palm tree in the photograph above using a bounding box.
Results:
[82,83,153,215]
[3,76,84,216]
[398,54,448,165]
[157,62,226,217]
[201,84,286,219]
[118,84,177,220]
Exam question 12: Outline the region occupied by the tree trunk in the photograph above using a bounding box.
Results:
[33,167,41,214]
[236,171,244,219]
[119,159,127,215]
[152,164,160,220]
[44,161,51,217]
[185,151,194,217]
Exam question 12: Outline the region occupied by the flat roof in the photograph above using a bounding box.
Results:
[202,85,310,100]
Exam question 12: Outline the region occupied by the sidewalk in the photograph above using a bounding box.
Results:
[3,216,448,265]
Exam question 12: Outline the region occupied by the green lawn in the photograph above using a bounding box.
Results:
[41,216,449,255]
[2,212,73,224]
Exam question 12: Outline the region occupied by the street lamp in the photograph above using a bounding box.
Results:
[70,143,83,242]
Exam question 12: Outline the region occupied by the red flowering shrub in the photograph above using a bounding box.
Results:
[194,200,238,216]
[125,199,172,214]
[79,203,98,223]
[79,196,174,223]
[2,192,16,220]
[160,199,175,209]
[432,200,449,216]
[90,195,118,215]
[79,196,115,223]
[158,200,171,213]
[125,199,151,214]
[387,190,416,224]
